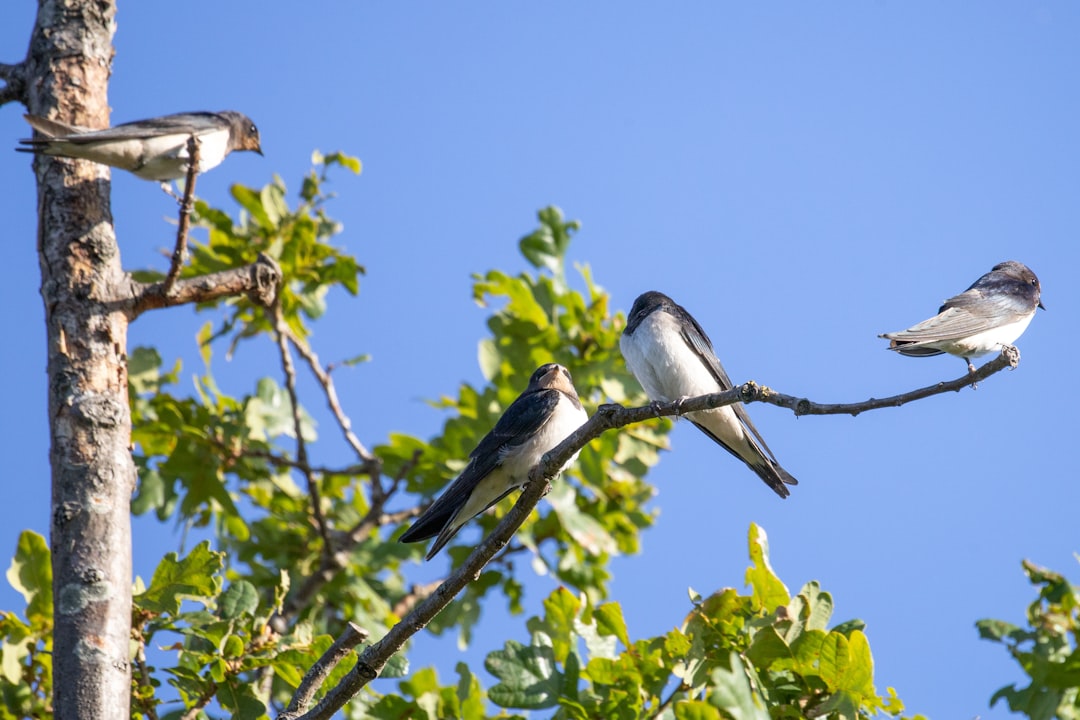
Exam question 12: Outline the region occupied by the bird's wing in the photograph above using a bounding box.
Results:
[398,388,561,543]
[675,307,780,463]
[32,113,225,144]
[885,286,1029,345]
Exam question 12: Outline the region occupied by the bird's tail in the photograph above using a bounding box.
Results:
[23,114,87,139]
[750,460,797,499]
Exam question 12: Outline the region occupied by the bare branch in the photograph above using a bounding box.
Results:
[753,346,1020,416]
[280,623,369,720]
[162,135,200,295]
[287,331,378,466]
[288,348,1021,717]
[272,302,334,560]
[127,252,281,317]
[0,61,26,106]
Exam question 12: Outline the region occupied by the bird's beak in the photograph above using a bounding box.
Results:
[255,146,264,157]
[1038,301,1046,310]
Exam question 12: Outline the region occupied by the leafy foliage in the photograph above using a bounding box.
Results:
[978,559,1080,720]
[7,151,1044,718]
[471,524,910,720]
[0,531,52,719]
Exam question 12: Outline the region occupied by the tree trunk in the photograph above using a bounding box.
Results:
[25,1,130,717]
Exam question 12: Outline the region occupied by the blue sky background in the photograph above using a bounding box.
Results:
[2,3,1078,717]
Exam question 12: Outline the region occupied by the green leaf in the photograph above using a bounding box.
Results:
[593,602,630,649]
[547,482,617,557]
[486,639,562,709]
[674,700,723,720]
[219,580,258,619]
[745,523,789,612]
[136,541,222,614]
[455,662,487,720]
[6,531,52,628]
[707,654,769,720]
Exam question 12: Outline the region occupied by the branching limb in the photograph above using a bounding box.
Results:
[274,455,423,629]
[162,135,200,296]
[287,348,1021,716]
[272,302,334,560]
[0,61,27,106]
[290,472,556,720]
[127,252,281,317]
[279,623,369,720]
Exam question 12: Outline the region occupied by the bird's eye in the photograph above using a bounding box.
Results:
[249,124,258,135]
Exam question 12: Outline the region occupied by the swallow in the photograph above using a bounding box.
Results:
[18,111,262,192]
[880,261,1044,373]
[620,291,797,499]
[400,363,589,560]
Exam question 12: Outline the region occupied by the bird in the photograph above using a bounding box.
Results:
[619,290,797,499]
[880,261,1044,373]
[18,111,262,193]
[399,363,589,560]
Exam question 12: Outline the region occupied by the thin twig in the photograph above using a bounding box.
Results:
[273,453,420,628]
[287,332,378,466]
[288,348,1021,718]
[128,252,281,318]
[273,302,334,560]
[234,447,372,478]
[273,505,420,632]
[162,135,200,296]
[280,623,369,720]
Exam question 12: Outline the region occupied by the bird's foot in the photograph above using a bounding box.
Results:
[649,400,665,418]
[159,181,183,203]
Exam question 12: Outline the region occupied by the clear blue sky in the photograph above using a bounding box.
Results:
[2,3,1078,717]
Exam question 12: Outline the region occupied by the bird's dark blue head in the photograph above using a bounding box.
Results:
[625,291,676,334]
[982,261,1044,311]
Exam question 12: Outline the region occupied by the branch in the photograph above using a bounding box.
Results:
[286,331,378,467]
[286,348,1022,717]
[280,623,369,720]
[272,302,334,560]
[273,483,421,629]
[0,61,26,106]
[162,135,200,295]
[128,252,281,317]
[234,447,372,478]
[291,472,556,720]
[752,346,1019,416]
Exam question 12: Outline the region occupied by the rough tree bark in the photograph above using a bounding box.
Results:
[22,1,130,717]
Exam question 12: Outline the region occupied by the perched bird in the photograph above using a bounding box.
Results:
[18,111,262,192]
[400,363,588,560]
[880,261,1044,373]
[620,291,797,499]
